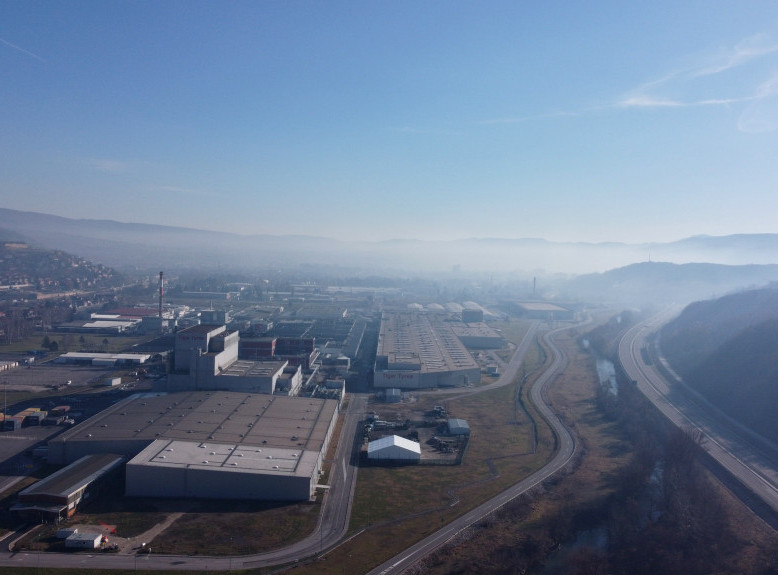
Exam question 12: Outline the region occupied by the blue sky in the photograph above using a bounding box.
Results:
[2,1,778,243]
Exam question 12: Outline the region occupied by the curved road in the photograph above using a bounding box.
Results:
[367,322,580,575]
[0,319,579,572]
[619,313,778,516]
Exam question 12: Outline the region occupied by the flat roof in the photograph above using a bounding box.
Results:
[20,453,123,498]
[449,323,504,338]
[56,352,152,361]
[83,321,136,329]
[221,360,287,378]
[50,392,338,454]
[515,302,571,312]
[131,438,320,479]
[377,312,478,374]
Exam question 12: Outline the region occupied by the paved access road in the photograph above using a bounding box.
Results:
[0,392,368,572]
[619,312,778,516]
[0,319,578,572]
[367,322,580,575]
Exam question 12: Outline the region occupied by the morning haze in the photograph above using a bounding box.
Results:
[2,2,778,574]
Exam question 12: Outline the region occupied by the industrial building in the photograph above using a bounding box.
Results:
[54,352,151,366]
[367,435,421,461]
[126,438,319,501]
[447,418,471,436]
[165,325,297,395]
[449,322,505,349]
[65,532,103,549]
[507,301,575,321]
[12,453,124,522]
[374,312,481,389]
[47,392,339,501]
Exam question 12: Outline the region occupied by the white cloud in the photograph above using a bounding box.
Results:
[694,34,778,77]
[618,95,682,108]
[616,33,778,128]
[738,73,778,133]
[0,37,45,62]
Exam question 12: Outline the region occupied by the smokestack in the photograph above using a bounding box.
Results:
[159,271,164,318]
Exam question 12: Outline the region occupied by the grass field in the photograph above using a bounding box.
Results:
[286,320,556,575]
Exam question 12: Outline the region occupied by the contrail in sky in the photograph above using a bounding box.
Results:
[0,37,45,62]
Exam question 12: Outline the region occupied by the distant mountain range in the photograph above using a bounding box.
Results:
[2,208,778,276]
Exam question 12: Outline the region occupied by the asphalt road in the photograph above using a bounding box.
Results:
[0,319,580,573]
[619,312,778,516]
[0,393,368,572]
[366,321,580,575]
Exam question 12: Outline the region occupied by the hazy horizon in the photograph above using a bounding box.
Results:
[2,2,778,244]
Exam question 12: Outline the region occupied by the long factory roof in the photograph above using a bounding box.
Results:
[50,391,339,453]
[377,312,478,373]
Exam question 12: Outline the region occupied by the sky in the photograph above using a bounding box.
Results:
[2,1,778,244]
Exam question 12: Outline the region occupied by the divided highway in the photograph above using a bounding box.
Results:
[619,313,778,517]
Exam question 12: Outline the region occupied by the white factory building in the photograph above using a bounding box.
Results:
[126,438,319,501]
[47,391,339,501]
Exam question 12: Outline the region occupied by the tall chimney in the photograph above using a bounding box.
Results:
[158,271,164,318]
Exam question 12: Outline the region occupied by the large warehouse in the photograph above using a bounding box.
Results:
[47,391,339,501]
[374,312,481,389]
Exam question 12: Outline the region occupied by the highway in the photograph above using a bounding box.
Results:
[619,312,778,517]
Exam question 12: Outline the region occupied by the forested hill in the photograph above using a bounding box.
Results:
[0,241,124,294]
[660,287,778,442]
[563,261,778,307]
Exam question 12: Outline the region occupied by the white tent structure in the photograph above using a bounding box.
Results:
[367,435,421,461]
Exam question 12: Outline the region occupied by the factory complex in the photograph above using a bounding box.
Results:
[8,274,525,512]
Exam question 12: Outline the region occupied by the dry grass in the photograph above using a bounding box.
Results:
[150,499,320,555]
[286,321,558,575]
[408,326,642,574]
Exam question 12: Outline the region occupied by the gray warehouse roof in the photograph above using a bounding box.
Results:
[19,453,124,500]
[377,312,478,374]
[48,391,339,465]
[447,418,470,435]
